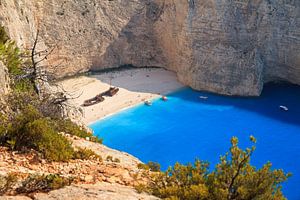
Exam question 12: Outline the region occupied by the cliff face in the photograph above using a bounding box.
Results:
[0,0,299,96]
[154,0,300,95]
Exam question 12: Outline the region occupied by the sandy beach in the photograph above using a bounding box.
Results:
[58,68,184,125]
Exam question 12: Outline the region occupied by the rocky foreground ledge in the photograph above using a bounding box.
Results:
[0,134,157,200]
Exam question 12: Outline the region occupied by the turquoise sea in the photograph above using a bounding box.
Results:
[90,83,300,199]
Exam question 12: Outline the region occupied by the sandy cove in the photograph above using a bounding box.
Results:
[58,68,184,125]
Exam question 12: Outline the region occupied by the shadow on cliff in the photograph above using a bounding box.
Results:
[90,0,166,79]
[167,82,300,127]
[89,0,173,94]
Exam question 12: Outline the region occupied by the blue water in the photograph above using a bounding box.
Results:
[90,83,300,199]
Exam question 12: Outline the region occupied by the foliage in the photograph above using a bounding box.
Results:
[73,147,102,160]
[0,26,30,93]
[54,119,102,143]
[31,119,75,161]
[0,25,102,163]
[0,173,72,195]
[1,105,74,161]
[106,155,113,162]
[105,155,120,163]
[13,78,34,93]
[0,40,23,76]
[138,137,290,200]
[1,93,102,162]
[16,174,73,194]
[138,161,161,172]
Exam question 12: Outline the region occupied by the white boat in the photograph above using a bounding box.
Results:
[161,96,168,101]
[199,96,208,100]
[279,105,288,111]
[144,100,152,106]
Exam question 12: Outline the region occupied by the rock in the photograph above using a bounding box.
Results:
[0,0,299,96]
[153,0,299,96]
[0,197,31,200]
[33,183,159,200]
[84,175,94,183]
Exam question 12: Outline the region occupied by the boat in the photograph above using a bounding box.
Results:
[101,87,119,97]
[144,100,152,106]
[82,95,105,107]
[199,96,208,100]
[279,105,288,111]
[161,96,168,101]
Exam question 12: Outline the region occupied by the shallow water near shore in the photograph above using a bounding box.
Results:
[90,83,300,199]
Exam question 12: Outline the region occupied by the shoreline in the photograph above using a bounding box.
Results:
[88,86,186,125]
[58,68,184,125]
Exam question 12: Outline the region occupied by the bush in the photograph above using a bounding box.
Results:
[32,119,74,161]
[3,105,74,161]
[54,119,102,143]
[16,174,72,194]
[138,161,161,172]
[1,98,103,162]
[0,40,22,77]
[106,155,113,162]
[73,147,101,160]
[13,78,34,93]
[138,137,290,200]
[0,25,101,163]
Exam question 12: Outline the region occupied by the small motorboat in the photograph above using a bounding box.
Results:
[279,105,288,111]
[161,96,168,101]
[199,96,208,100]
[144,100,152,106]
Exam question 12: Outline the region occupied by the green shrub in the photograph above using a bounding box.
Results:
[0,25,101,163]
[31,119,74,161]
[53,119,102,143]
[16,174,72,194]
[73,147,101,160]
[0,26,31,92]
[13,78,34,93]
[106,155,113,162]
[135,184,151,194]
[0,40,22,76]
[1,99,103,162]
[138,137,290,200]
[4,105,74,161]
[6,91,39,114]
[137,161,160,172]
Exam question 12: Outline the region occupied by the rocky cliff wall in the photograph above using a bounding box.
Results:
[0,0,299,96]
[154,0,300,95]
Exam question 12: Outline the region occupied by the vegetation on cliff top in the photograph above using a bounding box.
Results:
[137,137,290,200]
[0,173,73,195]
[0,26,100,162]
